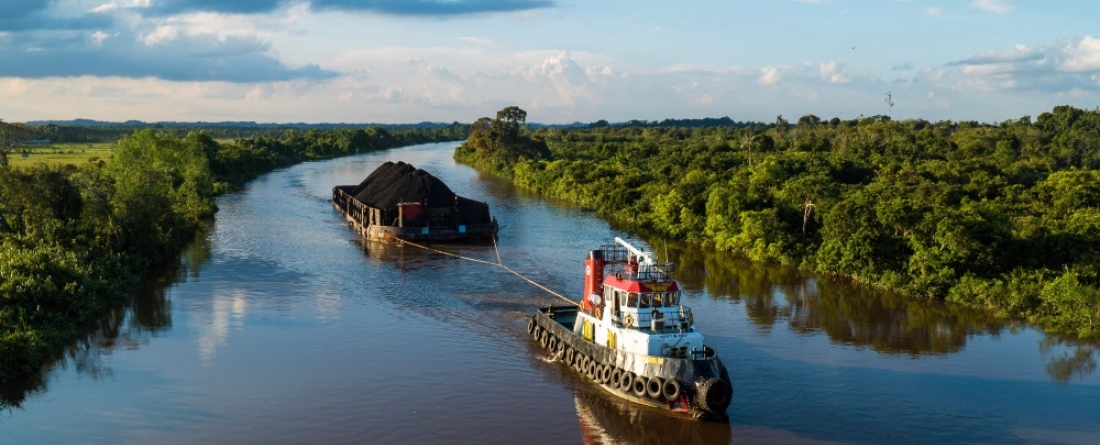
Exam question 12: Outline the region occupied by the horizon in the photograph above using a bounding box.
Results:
[3,1,1100,124]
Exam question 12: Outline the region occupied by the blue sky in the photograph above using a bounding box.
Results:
[2,0,1100,124]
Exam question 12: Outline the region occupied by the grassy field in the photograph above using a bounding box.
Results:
[7,142,117,167]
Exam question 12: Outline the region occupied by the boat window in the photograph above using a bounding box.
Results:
[627,293,638,308]
[639,293,650,308]
[665,292,678,306]
[652,293,663,307]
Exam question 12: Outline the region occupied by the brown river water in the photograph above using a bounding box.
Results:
[2,141,1098,444]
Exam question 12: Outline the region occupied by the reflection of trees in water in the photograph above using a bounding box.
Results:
[1040,337,1099,383]
[793,279,1005,356]
[651,238,1099,380]
[660,239,1009,355]
[0,229,209,411]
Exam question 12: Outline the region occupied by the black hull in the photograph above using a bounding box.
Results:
[529,305,732,420]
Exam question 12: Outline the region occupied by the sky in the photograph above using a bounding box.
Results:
[2,0,1100,124]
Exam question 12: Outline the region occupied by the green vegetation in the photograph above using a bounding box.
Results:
[0,125,464,381]
[456,106,1100,339]
[455,106,551,166]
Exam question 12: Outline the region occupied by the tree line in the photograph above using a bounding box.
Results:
[0,126,464,382]
[456,105,1100,339]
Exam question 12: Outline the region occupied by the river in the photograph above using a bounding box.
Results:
[2,141,1097,445]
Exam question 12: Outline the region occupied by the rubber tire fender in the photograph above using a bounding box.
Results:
[599,365,612,384]
[598,364,616,384]
[610,368,622,389]
[619,371,635,392]
[527,317,536,334]
[631,374,648,397]
[696,377,733,414]
[662,378,682,401]
[645,376,663,399]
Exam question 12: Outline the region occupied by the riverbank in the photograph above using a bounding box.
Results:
[0,127,464,382]
[454,106,1100,339]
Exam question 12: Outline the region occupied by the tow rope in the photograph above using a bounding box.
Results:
[397,237,579,307]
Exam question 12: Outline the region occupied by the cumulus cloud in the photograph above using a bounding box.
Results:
[759,66,781,85]
[1061,36,1100,72]
[946,36,1100,93]
[520,52,599,106]
[819,61,850,84]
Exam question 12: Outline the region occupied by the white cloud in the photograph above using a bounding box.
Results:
[521,52,599,106]
[4,78,33,95]
[584,65,615,82]
[759,66,781,85]
[696,93,712,105]
[142,25,180,46]
[943,36,1100,95]
[90,31,110,46]
[819,61,850,84]
[1061,36,1100,72]
[973,0,1014,14]
[923,7,944,17]
[91,2,119,14]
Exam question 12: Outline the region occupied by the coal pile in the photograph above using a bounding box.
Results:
[350,161,461,210]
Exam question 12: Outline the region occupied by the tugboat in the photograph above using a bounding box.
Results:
[528,238,733,419]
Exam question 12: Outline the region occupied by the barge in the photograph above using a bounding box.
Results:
[528,238,733,419]
[332,161,498,242]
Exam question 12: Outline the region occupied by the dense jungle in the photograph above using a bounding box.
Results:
[457,105,1100,340]
[0,124,466,381]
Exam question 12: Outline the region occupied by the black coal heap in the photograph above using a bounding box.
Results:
[351,161,461,209]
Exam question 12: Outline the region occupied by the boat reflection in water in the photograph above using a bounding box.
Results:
[356,237,497,271]
[573,390,732,445]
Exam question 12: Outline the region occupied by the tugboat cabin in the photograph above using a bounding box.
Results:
[574,239,705,359]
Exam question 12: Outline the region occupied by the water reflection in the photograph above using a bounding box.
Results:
[1040,337,1099,383]
[193,290,248,366]
[0,229,209,411]
[652,238,1099,380]
[573,391,731,445]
